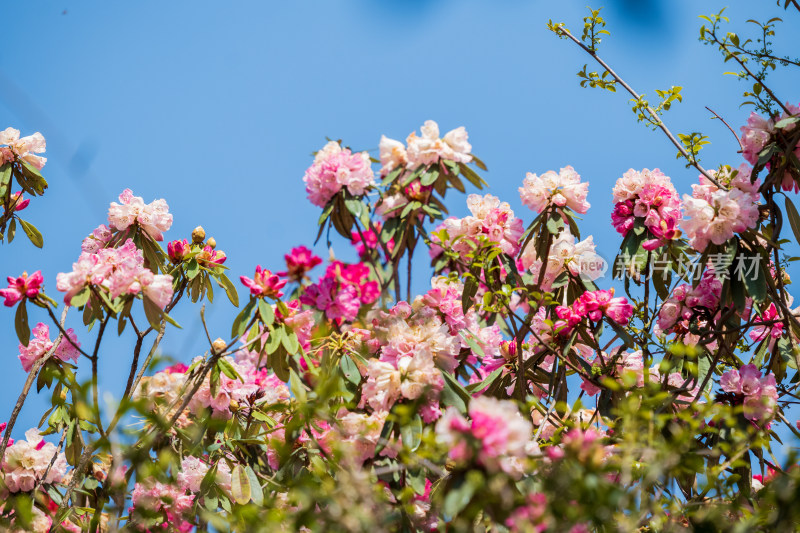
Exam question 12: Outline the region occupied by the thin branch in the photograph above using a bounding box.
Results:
[705,106,743,151]
[556,26,723,188]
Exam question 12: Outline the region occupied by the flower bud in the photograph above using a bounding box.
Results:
[230,399,240,411]
[206,237,217,249]
[59,389,68,402]
[212,338,227,354]
[192,226,206,244]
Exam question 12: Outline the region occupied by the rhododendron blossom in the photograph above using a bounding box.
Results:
[277,245,322,281]
[0,127,47,169]
[0,270,43,307]
[519,166,590,214]
[519,229,604,289]
[18,323,81,372]
[404,120,472,169]
[56,239,174,308]
[130,480,195,532]
[1,429,67,492]
[682,165,761,251]
[107,189,173,241]
[303,141,375,207]
[436,396,534,476]
[720,364,778,423]
[611,168,682,249]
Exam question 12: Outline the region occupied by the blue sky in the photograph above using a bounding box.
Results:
[1,1,797,436]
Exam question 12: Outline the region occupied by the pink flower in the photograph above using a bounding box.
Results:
[240,266,286,299]
[4,191,30,212]
[719,364,778,424]
[579,289,634,325]
[749,303,784,342]
[303,141,375,207]
[350,225,395,259]
[740,112,774,165]
[167,239,191,263]
[0,270,43,306]
[277,245,322,282]
[81,224,113,253]
[378,135,408,176]
[195,245,226,266]
[405,120,472,168]
[519,166,591,214]
[611,169,682,248]
[18,323,81,372]
[2,428,67,492]
[130,480,195,532]
[107,189,173,241]
[56,239,173,308]
[435,396,534,476]
[0,127,47,169]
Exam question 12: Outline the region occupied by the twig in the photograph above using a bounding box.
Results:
[705,106,743,151]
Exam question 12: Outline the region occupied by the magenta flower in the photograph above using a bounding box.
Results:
[240,266,286,298]
[277,245,322,282]
[167,239,191,263]
[0,270,44,307]
[196,245,226,266]
[4,191,30,212]
[579,289,634,325]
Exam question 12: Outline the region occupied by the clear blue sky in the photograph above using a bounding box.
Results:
[1,1,797,436]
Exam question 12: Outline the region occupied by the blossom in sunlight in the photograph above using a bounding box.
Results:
[240,266,286,298]
[611,168,681,249]
[720,364,778,424]
[405,120,472,168]
[519,166,590,214]
[177,456,232,493]
[277,245,322,282]
[0,270,43,307]
[436,396,534,476]
[378,135,408,176]
[18,323,81,372]
[167,238,191,263]
[682,165,761,251]
[0,127,47,169]
[107,189,173,241]
[81,224,113,254]
[56,239,174,308]
[195,244,226,266]
[130,480,195,532]
[303,141,375,207]
[2,428,68,492]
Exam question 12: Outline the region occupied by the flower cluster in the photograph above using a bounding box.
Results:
[519,229,604,290]
[0,271,43,307]
[56,238,174,308]
[519,166,590,214]
[241,266,287,299]
[277,245,322,282]
[1,429,68,493]
[611,168,682,249]
[656,270,722,336]
[436,396,534,476]
[0,127,46,169]
[719,364,778,423]
[682,165,761,251]
[108,189,173,241]
[556,289,634,330]
[379,120,472,175]
[303,141,375,207]
[300,261,379,322]
[18,323,81,372]
[430,193,524,264]
[129,480,195,532]
[177,456,232,493]
[740,103,800,192]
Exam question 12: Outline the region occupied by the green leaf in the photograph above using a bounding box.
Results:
[185,259,200,280]
[7,218,15,243]
[217,272,239,307]
[15,299,30,346]
[462,277,478,314]
[245,466,264,506]
[785,198,800,246]
[741,257,767,303]
[231,299,256,338]
[18,218,43,248]
[281,329,300,354]
[441,372,470,412]
[266,326,284,354]
[257,298,274,325]
[400,414,423,451]
[340,355,361,385]
[289,369,307,403]
[142,295,164,330]
[231,464,252,505]
[420,169,440,186]
[217,357,241,380]
[69,287,91,308]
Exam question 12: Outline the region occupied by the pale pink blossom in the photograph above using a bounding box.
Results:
[720,364,778,423]
[519,229,604,290]
[0,127,47,169]
[519,166,590,214]
[81,224,113,254]
[130,480,195,532]
[2,428,68,492]
[18,323,81,372]
[303,141,375,207]
[108,189,173,241]
[378,135,408,176]
[405,120,472,168]
[177,456,232,493]
[611,169,682,248]
[436,396,534,476]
